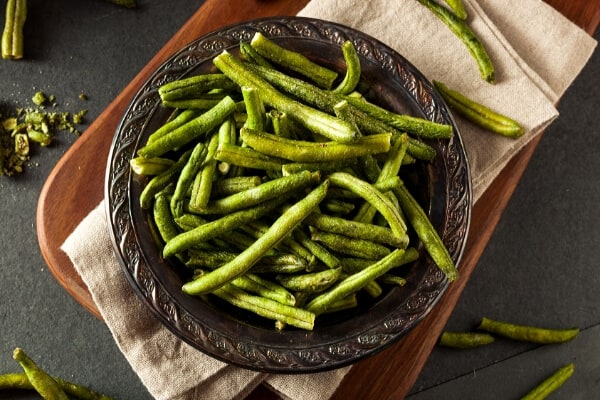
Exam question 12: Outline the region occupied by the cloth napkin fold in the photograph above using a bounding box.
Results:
[61,1,596,399]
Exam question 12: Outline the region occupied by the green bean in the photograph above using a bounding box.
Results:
[306,248,407,315]
[232,273,296,306]
[161,97,225,110]
[163,195,289,258]
[406,136,436,161]
[12,348,69,400]
[478,317,579,344]
[250,32,338,89]
[188,132,220,210]
[332,40,361,94]
[210,175,262,197]
[186,249,237,268]
[276,267,342,294]
[139,148,192,209]
[190,170,320,215]
[281,159,357,176]
[213,51,359,143]
[378,273,407,287]
[438,331,495,348]
[444,0,468,19]
[327,172,407,237]
[146,109,200,144]
[266,109,290,138]
[344,94,453,139]
[213,283,315,330]
[158,74,236,102]
[293,228,341,269]
[321,199,356,215]
[305,212,408,248]
[174,213,207,231]
[171,142,207,217]
[130,156,174,176]
[153,192,180,243]
[240,41,273,68]
[340,247,419,274]
[311,229,392,260]
[0,372,115,399]
[434,80,524,138]
[181,180,329,295]
[241,86,266,131]
[389,177,458,281]
[2,0,26,60]
[416,0,495,83]
[240,127,391,163]
[137,96,237,158]
[214,142,284,170]
[521,363,575,400]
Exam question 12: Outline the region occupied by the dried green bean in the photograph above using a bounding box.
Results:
[130,156,174,176]
[444,0,467,19]
[250,32,338,89]
[328,171,407,237]
[13,348,69,400]
[158,74,236,102]
[232,273,296,306]
[181,180,329,295]
[214,283,314,330]
[240,127,391,162]
[213,50,359,143]
[416,0,495,83]
[311,229,392,260]
[171,142,207,217]
[306,249,407,315]
[214,142,284,170]
[438,331,495,348]
[276,267,342,294]
[139,148,192,209]
[332,40,361,94]
[478,317,579,344]
[2,0,26,60]
[434,80,524,138]
[137,96,237,158]
[146,109,200,144]
[190,170,320,215]
[241,86,266,131]
[188,132,220,210]
[521,363,575,400]
[0,372,115,399]
[211,175,262,197]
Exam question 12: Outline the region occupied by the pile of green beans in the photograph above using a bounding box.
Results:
[132,34,457,330]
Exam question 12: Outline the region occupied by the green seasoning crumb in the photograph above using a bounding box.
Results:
[31,91,48,106]
[0,91,87,176]
[78,92,88,101]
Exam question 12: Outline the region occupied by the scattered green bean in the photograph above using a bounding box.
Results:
[416,0,495,83]
[12,348,69,400]
[478,317,579,344]
[520,363,575,400]
[438,331,495,348]
[0,372,115,399]
[2,0,26,60]
[434,80,524,138]
[444,0,467,20]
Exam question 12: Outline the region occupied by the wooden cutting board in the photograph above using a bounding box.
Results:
[36,1,600,399]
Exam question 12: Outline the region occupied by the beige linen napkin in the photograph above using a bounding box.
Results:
[61,1,596,399]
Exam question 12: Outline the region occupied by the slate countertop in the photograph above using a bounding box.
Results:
[0,1,598,399]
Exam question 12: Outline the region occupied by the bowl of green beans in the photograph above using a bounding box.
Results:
[106,17,471,373]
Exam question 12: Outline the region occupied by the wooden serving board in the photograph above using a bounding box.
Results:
[36,1,599,399]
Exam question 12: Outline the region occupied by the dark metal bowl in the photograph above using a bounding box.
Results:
[105,17,471,373]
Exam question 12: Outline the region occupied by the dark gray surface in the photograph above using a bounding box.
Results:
[0,1,597,399]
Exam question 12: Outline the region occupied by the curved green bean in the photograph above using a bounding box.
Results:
[13,348,69,400]
[478,317,579,344]
[327,172,407,237]
[181,180,329,295]
[276,267,342,294]
[332,40,361,94]
[416,0,495,83]
[434,80,524,138]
